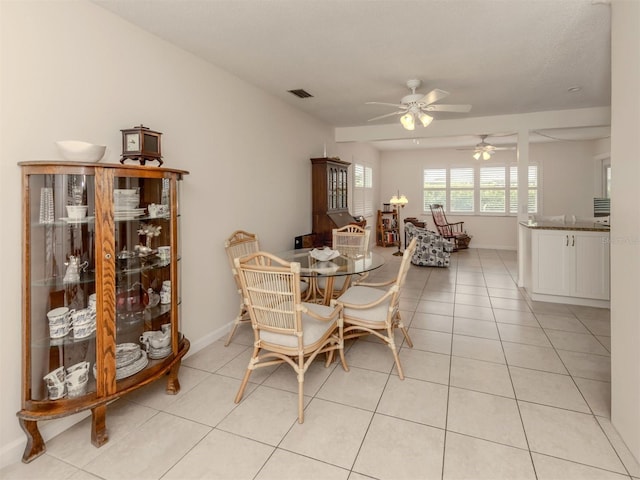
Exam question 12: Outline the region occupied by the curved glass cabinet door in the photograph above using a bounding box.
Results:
[112,175,181,383]
[27,171,98,402]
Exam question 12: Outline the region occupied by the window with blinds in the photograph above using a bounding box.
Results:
[353,163,373,217]
[509,165,538,214]
[423,164,538,215]
[423,168,447,210]
[450,167,474,213]
[480,166,506,213]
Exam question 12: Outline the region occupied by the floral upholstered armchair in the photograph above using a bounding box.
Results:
[404,222,453,267]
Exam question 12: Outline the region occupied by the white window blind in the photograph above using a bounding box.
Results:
[423,168,447,210]
[509,165,538,214]
[353,163,373,216]
[450,167,474,213]
[480,166,506,213]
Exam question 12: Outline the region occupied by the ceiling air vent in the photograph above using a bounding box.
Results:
[287,89,313,99]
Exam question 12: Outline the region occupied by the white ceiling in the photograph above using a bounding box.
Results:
[92,0,612,149]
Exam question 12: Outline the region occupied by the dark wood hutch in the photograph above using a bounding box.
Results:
[311,157,365,246]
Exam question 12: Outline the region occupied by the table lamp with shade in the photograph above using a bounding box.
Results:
[389,191,408,256]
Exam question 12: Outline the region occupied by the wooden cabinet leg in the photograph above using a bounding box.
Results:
[18,418,46,463]
[166,360,182,395]
[91,405,109,448]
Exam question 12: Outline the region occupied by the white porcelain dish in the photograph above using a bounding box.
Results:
[309,247,340,261]
[56,141,106,162]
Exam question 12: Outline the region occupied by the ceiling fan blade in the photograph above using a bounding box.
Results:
[426,104,472,113]
[366,101,405,108]
[420,88,450,105]
[367,111,404,122]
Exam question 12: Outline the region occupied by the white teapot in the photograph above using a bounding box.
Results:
[63,256,88,284]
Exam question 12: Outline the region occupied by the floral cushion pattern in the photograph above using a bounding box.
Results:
[405,223,453,267]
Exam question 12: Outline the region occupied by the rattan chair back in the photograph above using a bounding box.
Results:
[234,252,302,338]
[332,224,369,257]
[223,230,260,346]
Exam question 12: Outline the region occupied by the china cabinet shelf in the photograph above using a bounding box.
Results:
[18,161,189,463]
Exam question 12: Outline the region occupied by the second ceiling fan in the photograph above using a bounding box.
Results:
[459,134,516,160]
[366,79,472,130]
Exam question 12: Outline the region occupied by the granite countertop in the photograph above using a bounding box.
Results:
[519,220,610,232]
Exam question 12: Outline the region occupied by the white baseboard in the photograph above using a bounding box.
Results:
[529,291,610,308]
[1,323,231,469]
[454,244,517,251]
[184,323,230,358]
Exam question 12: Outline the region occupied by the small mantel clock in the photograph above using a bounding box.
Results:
[120,124,163,166]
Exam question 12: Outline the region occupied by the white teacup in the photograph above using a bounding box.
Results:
[66,368,88,387]
[67,361,90,375]
[73,323,95,339]
[66,205,88,219]
[66,381,88,398]
[160,290,171,304]
[88,293,97,311]
[149,332,170,349]
[44,366,66,387]
[47,307,71,326]
[157,246,170,260]
[71,308,93,326]
[65,369,89,398]
[50,322,71,339]
[47,383,67,400]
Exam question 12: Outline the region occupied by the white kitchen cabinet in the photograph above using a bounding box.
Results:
[532,229,610,303]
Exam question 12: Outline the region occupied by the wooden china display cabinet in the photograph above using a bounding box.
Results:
[17,161,189,463]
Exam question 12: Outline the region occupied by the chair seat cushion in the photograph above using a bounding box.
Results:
[259,303,337,348]
[337,286,391,324]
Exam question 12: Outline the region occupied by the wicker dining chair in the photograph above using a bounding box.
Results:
[316,224,370,300]
[225,230,310,346]
[224,230,260,346]
[234,251,348,423]
[336,237,418,380]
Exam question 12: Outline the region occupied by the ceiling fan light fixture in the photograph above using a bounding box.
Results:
[473,149,492,160]
[418,112,433,127]
[400,112,415,130]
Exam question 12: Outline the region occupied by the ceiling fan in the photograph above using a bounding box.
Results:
[366,79,472,130]
[458,134,515,160]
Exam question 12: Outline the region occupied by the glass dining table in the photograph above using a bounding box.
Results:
[277,248,385,305]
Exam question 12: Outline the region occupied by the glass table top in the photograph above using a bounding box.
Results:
[276,248,385,278]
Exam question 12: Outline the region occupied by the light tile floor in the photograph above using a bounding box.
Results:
[4,247,640,480]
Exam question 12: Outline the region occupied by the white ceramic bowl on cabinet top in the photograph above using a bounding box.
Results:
[56,140,106,162]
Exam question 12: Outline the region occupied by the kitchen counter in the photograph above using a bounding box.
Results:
[518,222,610,308]
[519,220,610,232]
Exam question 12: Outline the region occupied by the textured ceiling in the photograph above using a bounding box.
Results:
[92,0,611,148]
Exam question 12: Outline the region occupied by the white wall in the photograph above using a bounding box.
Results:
[610,0,640,463]
[379,140,602,249]
[0,0,367,466]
